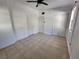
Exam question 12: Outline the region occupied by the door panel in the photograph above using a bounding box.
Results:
[39,15,45,32]
[0,0,16,48]
[27,10,39,35]
[67,6,78,44]
[44,14,53,35]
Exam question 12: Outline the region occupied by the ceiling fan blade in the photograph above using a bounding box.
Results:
[41,2,48,5]
[26,1,37,2]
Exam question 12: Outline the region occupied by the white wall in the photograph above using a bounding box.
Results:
[66,2,79,57]
[0,0,16,48]
[10,0,39,40]
[0,0,72,49]
[70,9,79,59]
[39,10,68,36]
[0,0,39,49]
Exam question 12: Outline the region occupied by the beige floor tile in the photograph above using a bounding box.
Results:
[0,50,7,59]
[4,45,19,58]
[0,33,69,59]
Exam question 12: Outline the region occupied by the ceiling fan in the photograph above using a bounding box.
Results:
[26,0,48,7]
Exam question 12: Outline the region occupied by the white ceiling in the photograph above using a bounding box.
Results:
[15,0,76,11]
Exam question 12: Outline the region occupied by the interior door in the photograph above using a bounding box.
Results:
[27,9,39,35]
[67,4,78,45]
[44,12,53,35]
[39,15,45,32]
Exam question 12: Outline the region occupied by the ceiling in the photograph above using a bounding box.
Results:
[13,0,76,11]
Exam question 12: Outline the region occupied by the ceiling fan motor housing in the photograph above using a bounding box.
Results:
[42,12,45,15]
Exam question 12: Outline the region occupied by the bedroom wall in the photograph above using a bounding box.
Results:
[66,2,79,56]
[9,0,39,40]
[0,0,72,49]
[39,10,69,36]
[70,9,79,59]
[0,0,39,49]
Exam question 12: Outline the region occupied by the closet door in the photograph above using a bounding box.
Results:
[27,10,39,35]
[31,14,39,34]
[27,14,33,35]
[0,0,16,48]
[39,15,45,32]
[11,0,27,40]
[44,12,53,35]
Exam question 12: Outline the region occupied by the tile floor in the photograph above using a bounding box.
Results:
[0,33,69,59]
